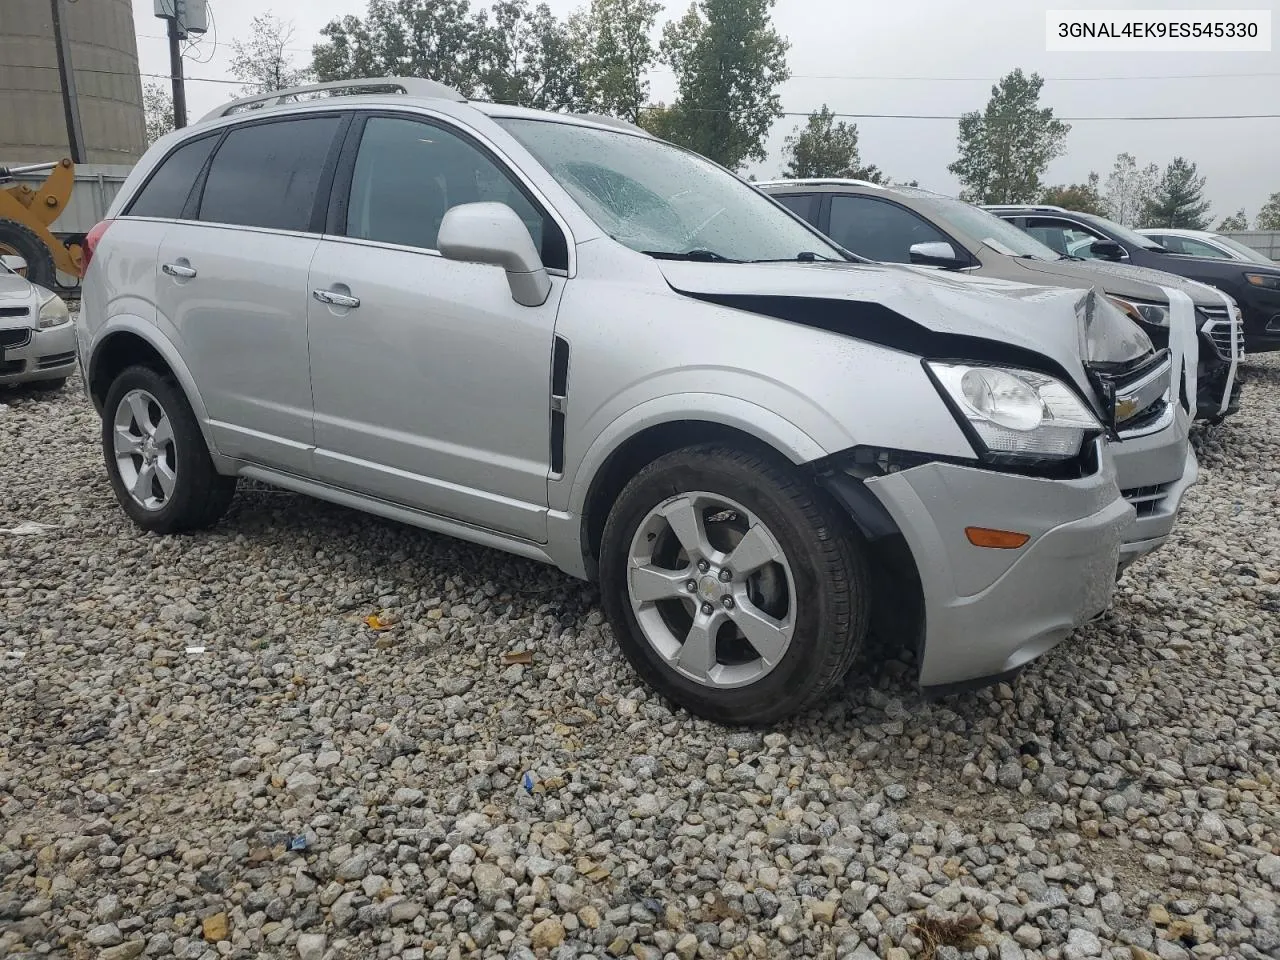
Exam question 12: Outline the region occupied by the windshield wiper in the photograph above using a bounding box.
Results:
[749,251,836,263]
[641,249,741,263]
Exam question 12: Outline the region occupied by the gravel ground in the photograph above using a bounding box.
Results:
[1,355,1277,960]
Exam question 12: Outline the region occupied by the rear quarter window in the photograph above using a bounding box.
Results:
[125,135,219,219]
[198,116,343,232]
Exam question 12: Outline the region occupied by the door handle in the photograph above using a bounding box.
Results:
[313,288,361,309]
[162,262,197,279]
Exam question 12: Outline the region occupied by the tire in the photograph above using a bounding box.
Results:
[31,378,67,392]
[102,365,236,534]
[599,443,869,725]
[0,219,57,290]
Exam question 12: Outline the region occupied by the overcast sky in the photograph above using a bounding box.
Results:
[131,0,1279,222]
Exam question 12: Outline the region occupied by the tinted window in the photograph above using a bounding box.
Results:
[199,117,341,231]
[127,135,218,219]
[827,195,948,263]
[772,193,818,224]
[1170,237,1231,259]
[345,116,565,269]
[1024,217,1105,258]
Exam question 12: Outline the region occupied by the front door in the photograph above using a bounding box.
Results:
[306,113,568,542]
[155,113,346,473]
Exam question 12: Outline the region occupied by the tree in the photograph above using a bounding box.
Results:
[1103,152,1160,227]
[482,0,585,110]
[1257,193,1280,230]
[142,80,174,145]
[1040,172,1106,215]
[1142,157,1211,229]
[313,0,491,97]
[947,69,1069,204]
[782,105,886,180]
[1217,209,1249,231]
[230,12,311,96]
[643,0,789,170]
[571,0,662,123]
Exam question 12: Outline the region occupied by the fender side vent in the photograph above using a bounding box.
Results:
[550,336,570,475]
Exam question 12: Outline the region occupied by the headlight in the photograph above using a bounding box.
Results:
[927,362,1101,461]
[1107,295,1169,329]
[1085,298,1154,363]
[38,294,70,329]
[1244,273,1280,291]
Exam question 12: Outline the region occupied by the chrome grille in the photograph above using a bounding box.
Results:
[1199,306,1246,361]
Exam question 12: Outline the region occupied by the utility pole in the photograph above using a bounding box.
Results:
[49,0,86,162]
[166,2,188,129]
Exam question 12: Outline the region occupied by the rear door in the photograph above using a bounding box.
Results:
[306,112,568,542]
[155,113,348,473]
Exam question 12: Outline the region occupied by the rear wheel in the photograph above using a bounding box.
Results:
[102,365,236,533]
[600,443,869,725]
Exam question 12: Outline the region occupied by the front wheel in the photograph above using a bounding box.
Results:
[599,444,869,725]
[102,365,236,534]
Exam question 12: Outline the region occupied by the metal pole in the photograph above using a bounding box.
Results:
[167,8,188,129]
[49,0,86,162]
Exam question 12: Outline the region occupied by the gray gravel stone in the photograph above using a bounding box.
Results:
[1,358,1278,959]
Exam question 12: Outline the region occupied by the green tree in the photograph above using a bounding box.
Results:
[783,105,867,179]
[142,80,174,145]
[1142,157,1211,229]
[1217,209,1248,231]
[483,0,585,110]
[947,69,1069,204]
[1257,192,1280,230]
[1103,152,1160,227]
[1040,172,1106,215]
[230,12,311,95]
[643,0,789,170]
[312,0,491,96]
[571,0,662,123]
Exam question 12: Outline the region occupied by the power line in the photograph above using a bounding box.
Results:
[15,62,1280,121]
[130,33,1280,85]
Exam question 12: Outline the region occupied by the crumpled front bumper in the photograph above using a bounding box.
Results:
[863,441,1133,688]
[0,321,78,386]
[1111,403,1198,567]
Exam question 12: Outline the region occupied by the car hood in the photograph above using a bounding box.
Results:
[1008,256,1228,307]
[657,259,1101,400]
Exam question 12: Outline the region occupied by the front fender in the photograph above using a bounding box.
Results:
[87,314,226,465]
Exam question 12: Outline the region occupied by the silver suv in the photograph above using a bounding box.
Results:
[79,78,1142,724]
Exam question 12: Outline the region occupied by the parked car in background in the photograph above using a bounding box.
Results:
[0,253,75,391]
[758,179,1240,421]
[1136,228,1276,265]
[758,178,1198,566]
[80,77,1142,724]
[984,204,1278,353]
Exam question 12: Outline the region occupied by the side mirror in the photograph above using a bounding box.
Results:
[437,202,551,307]
[909,241,966,270]
[1090,239,1127,262]
[1,254,28,277]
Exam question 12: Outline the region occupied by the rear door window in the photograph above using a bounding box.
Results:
[827,195,948,262]
[126,135,218,219]
[198,117,343,232]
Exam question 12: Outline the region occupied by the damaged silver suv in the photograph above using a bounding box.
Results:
[80,78,1147,724]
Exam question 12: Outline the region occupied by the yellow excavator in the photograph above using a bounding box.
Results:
[0,158,87,291]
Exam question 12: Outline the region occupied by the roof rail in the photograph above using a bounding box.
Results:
[755,177,888,189]
[981,203,1066,213]
[572,113,651,135]
[199,77,466,123]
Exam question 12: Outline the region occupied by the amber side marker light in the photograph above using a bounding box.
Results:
[965,527,1031,549]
